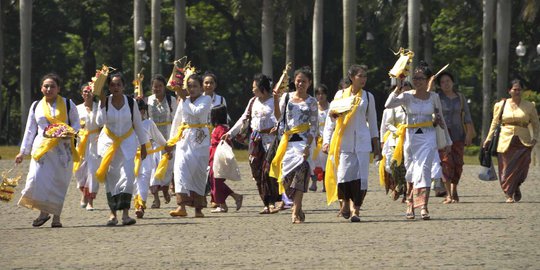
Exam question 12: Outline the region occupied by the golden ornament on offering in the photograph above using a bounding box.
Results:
[133,68,145,98]
[44,123,77,138]
[329,95,357,114]
[90,65,115,96]
[388,48,414,79]
[273,62,292,96]
[0,167,22,203]
[167,57,196,92]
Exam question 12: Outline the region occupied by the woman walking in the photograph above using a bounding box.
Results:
[385,62,451,220]
[436,71,474,203]
[223,74,280,214]
[270,67,318,224]
[16,73,80,228]
[74,83,100,211]
[146,74,176,208]
[483,79,539,203]
[323,64,380,222]
[96,72,149,226]
[167,74,212,218]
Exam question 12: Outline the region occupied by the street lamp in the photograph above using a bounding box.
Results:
[516,41,526,57]
[161,36,174,74]
[136,36,146,52]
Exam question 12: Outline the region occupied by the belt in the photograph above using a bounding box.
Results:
[502,122,528,128]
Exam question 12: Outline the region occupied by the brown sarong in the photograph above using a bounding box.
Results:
[281,161,310,199]
[176,191,207,208]
[409,187,429,209]
[250,139,280,206]
[439,140,465,184]
[497,136,532,197]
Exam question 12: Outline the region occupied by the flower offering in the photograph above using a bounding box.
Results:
[44,123,77,138]
[388,48,414,79]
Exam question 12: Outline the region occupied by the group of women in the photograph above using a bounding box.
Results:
[14,61,539,227]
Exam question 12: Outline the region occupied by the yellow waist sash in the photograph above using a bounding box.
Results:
[324,87,361,205]
[134,142,166,177]
[154,123,211,180]
[269,123,311,194]
[95,126,134,182]
[73,127,100,172]
[155,121,172,126]
[391,121,433,166]
[312,136,323,161]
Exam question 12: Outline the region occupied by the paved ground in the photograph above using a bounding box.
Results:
[0,160,539,269]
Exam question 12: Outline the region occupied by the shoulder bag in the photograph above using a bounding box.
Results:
[487,99,507,156]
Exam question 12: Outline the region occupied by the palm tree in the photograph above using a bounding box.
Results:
[174,0,187,60]
[285,2,295,79]
[481,0,495,140]
[496,0,511,99]
[312,0,323,90]
[134,0,145,81]
[262,0,274,78]
[151,0,162,77]
[408,0,420,70]
[20,0,32,136]
[343,0,357,77]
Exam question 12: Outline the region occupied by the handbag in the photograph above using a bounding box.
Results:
[265,93,289,163]
[433,96,449,150]
[234,97,256,146]
[487,99,507,156]
[478,146,492,167]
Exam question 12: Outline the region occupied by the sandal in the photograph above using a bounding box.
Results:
[210,206,228,213]
[151,199,160,209]
[135,207,145,218]
[406,201,415,220]
[514,188,522,202]
[122,217,137,226]
[259,207,270,214]
[106,218,118,226]
[505,197,515,203]
[442,196,453,204]
[51,221,63,228]
[420,208,430,220]
[32,215,51,227]
[169,208,188,217]
[350,215,361,222]
[234,195,244,211]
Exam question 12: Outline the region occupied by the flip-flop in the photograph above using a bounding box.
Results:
[106,218,118,226]
[235,195,244,211]
[51,221,63,228]
[122,217,137,226]
[32,215,51,227]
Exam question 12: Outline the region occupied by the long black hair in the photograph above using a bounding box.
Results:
[211,104,228,126]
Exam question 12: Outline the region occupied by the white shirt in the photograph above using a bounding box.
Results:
[323,89,379,153]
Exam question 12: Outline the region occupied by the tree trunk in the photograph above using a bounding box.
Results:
[496,0,511,99]
[151,0,162,77]
[408,0,420,70]
[134,0,145,80]
[422,2,433,66]
[285,5,295,80]
[482,0,495,141]
[262,0,274,78]
[174,0,186,60]
[20,0,32,137]
[342,0,357,77]
[312,0,323,91]
[0,0,4,130]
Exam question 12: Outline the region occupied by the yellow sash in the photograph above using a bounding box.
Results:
[134,142,166,177]
[32,96,78,162]
[324,87,362,205]
[153,123,211,180]
[155,121,172,126]
[378,129,393,187]
[312,136,323,161]
[391,121,433,166]
[269,122,311,194]
[73,127,100,172]
[95,126,134,182]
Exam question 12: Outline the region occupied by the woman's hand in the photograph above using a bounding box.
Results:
[322,143,329,154]
[269,126,278,135]
[99,92,107,108]
[176,88,188,101]
[15,153,24,164]
[165,144,175,153]
[482,140,491,149]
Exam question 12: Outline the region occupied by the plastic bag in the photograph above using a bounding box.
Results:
[213,141,242,181]
[478,165,498,181]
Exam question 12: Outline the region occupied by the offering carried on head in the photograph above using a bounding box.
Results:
[273,62,292,96]
[90,65,114,96]
[388,48,414,79]
[167,57,197,92]
[133,68,145,98]
[44,123,77,138]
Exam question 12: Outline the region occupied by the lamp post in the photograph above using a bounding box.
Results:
[161,36,174,74]
[515,41,526,76]
[136,36,148,68]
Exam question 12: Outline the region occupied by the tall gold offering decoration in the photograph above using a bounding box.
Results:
[90,65,115,96]
[133,68,145,98]
[388,48,414,79]
[167,57,197,92]
[273,62,292,95]
[0,167,22,202]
